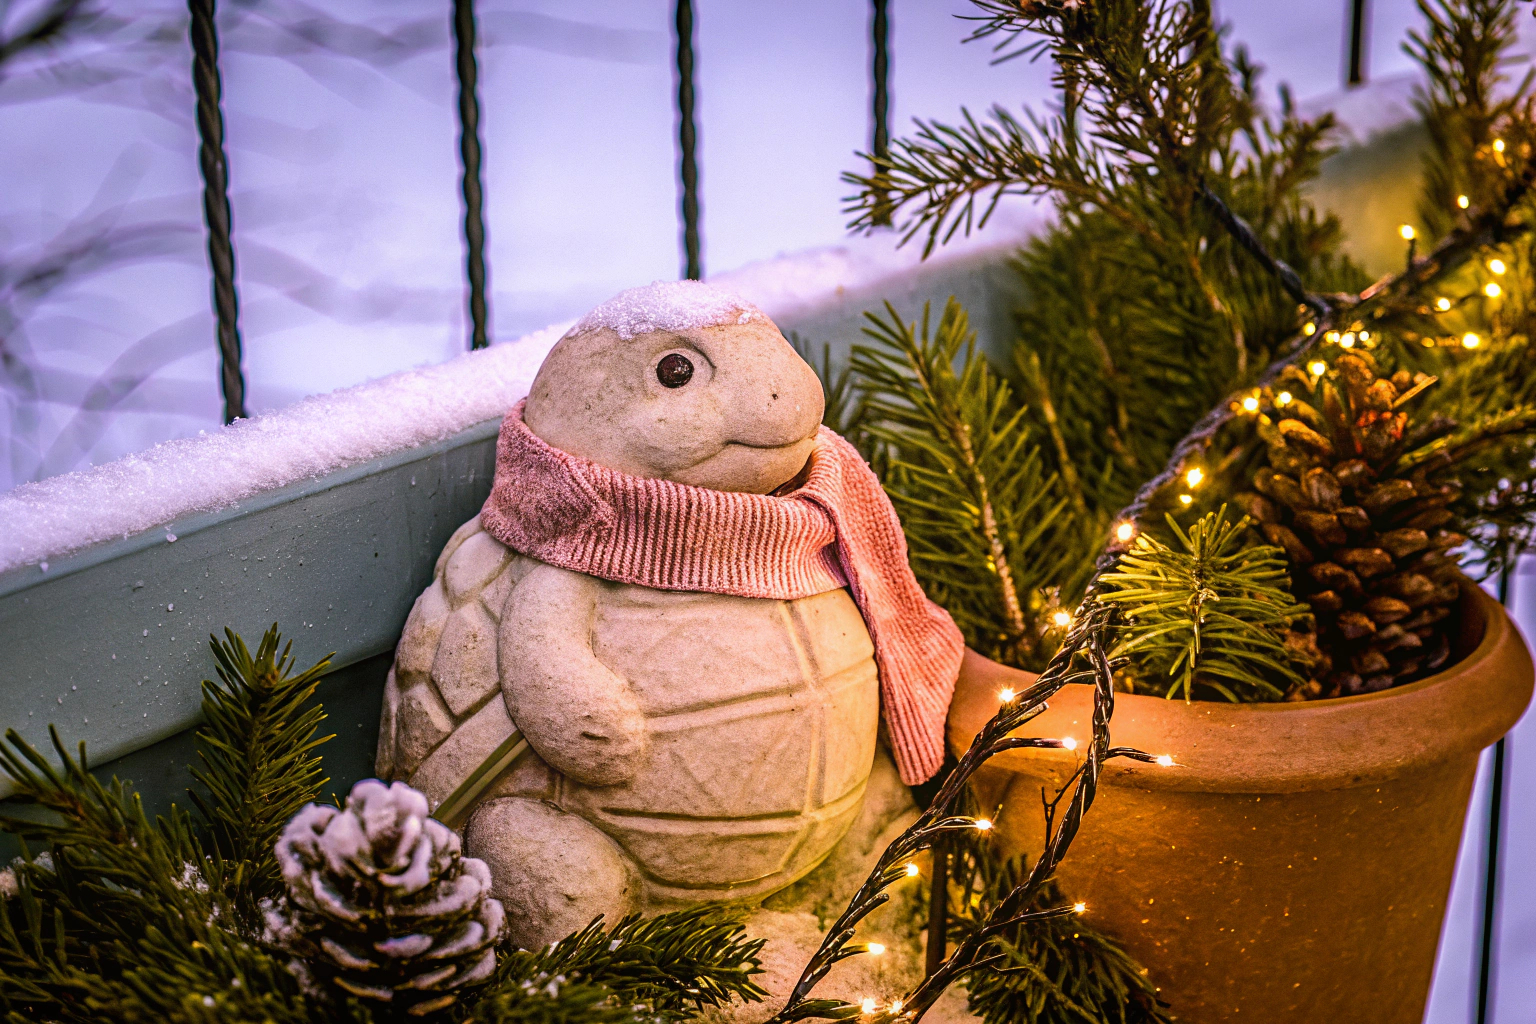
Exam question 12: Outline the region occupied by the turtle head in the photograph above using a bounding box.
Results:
[525,281,824,495]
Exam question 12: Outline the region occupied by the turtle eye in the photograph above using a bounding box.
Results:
[656,352,694,388]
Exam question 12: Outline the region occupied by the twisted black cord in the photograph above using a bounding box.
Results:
[870,0,891,227]
[188,0,246,424]
[453,0,490,350]
[674,0,701,280]
[1196,185,1328,318]
[1476,562,1514,1024]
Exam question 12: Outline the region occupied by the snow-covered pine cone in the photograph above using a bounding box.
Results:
[265,779,507,1017]
[1236,351,1463,699]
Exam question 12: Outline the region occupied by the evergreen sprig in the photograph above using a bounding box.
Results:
[190,625,333,907]
[946,837,1168,1024]
[851,298,1082,669]
[1099,507,1310,701]
[503,907,767,1017]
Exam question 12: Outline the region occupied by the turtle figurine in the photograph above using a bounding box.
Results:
[376,282,961,949]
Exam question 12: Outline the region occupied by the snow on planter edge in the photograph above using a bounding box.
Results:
[0,222,1041,574]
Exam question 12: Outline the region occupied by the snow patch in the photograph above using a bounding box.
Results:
[569,279,763,340]
[0,324,567,574]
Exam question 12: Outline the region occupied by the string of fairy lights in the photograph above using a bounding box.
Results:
[770,145,1536,1023]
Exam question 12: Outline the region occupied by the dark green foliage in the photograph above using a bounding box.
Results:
[0,628,766,1023]
[947,837,1168,1024]
[504,908,768,1018]
[190,626,332,908]
[1099,508,1311,701]
[851,299,1083,669]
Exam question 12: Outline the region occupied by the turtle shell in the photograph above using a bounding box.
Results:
[378,517,880,906]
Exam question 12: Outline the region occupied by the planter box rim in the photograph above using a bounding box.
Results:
[948,581,1533,794]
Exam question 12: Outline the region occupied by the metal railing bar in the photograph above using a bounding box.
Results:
[453,0,491,350]
[188,0,247,424]
[674,0,702,281]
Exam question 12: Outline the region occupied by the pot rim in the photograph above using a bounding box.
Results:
[946,581,1534,794]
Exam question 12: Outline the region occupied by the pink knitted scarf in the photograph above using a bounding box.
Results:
[480,400,963,784]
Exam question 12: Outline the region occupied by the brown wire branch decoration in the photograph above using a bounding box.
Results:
[769,149,1536,1024]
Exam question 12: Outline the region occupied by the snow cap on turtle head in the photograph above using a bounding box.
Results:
[569,280,764,341]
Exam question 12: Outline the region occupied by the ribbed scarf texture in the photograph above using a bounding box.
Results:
[480,400,963,784]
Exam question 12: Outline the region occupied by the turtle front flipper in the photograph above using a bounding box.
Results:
[499,561,648,787]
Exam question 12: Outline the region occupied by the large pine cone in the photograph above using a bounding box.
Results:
[266,779,507,1017]
[1235,352,1462,698]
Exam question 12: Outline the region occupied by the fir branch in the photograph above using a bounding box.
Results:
[852,299,1082,667]
[1099,507,1309,701]
[947,841,1168,1024]
[189,626,333,904]
[499,907,767,1017]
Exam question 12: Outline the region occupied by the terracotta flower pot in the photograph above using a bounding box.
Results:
[947,582,1532,1023]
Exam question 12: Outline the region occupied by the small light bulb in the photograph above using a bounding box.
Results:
[1308,360,1327,377]
[1339,332,1356,349]
[1302,322,1316,336]
[1399,224,1416,241]
[1494,138,1506,153]
[862,997,878,1014]
[905,862,921,878]
[1155,754,1176,767]
[1277,391,1293,406]
[1359,330,1370,341]
[1052,610,1072,628]
[1325,330,1341,343]
[1458,194,1471,209]
[1490,258,1507,275]
[1241,396,1259,412]
[1485,282,1502,298]
[1436,297,1452,311]
[1061,736,1078,751]
[1073,902,1087,914]
[1463,332,1482,349]
[1115,521,1136,542]
[890,1000,904,1014]
[1424,338,1437,348]
[999,687,1015,702]
[868,943,886,956]
[1179,493,1194,506]
[1185,467,1204,487]
[974,818,993,831]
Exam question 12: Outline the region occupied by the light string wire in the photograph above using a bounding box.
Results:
[769,148,1536,1024]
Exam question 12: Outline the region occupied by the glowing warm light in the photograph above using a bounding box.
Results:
[1339,332,1356,349]
[974,818,993,831]
[1052,611,1073,628]
[905,862,921,878]
[999,688,1015,702]
[1399,224,1416,240]
[1155,754,1176,767]
[1359,330,1370,341]
[1435,297,1452,311]
[1185,467,1205,487]
[1116,521,1136,542]
[1241,396,1260,412]
[1325,330,1341,343]
[1277,391,1293,406]
[1463,332,1482,349]
[862,998,878,1015]
[1061,736,1078,751]
[1302,322,1316,336]
[868,943,886,956]
[1494,138,1506,153]
[890,1001,904,1014]
[1073,902,1088,914]
[1458,194,1471,209]
[1485,282,1502,298]
[1178,493,1194,506]
[1308,360,1327,377]
[1490,258,1507,275]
